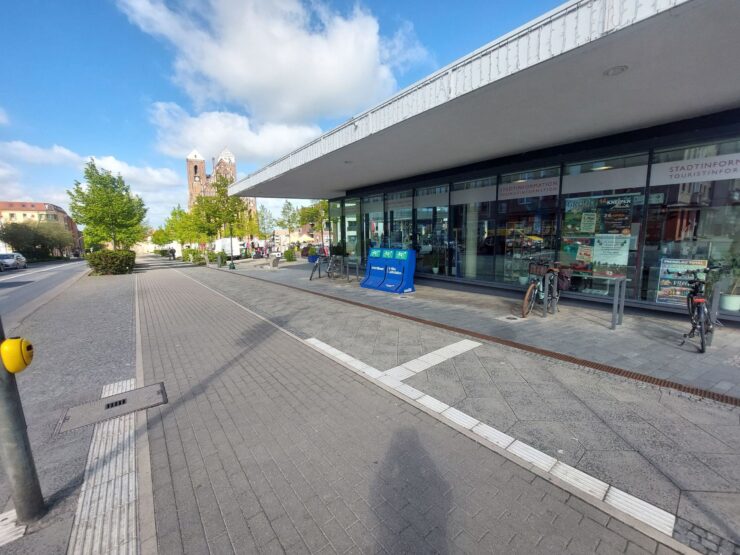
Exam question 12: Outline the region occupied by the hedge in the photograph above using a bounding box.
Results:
[182,248,206,265]
[283,248,296,262]
[87,250,136,275]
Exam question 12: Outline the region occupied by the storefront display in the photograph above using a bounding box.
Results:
[328,136,739,318]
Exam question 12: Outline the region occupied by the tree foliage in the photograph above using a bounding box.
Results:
[151,228,171,247]
[67,161,148,250]
[257,206,275,239]
[276,200,299,234]
[0,221,74,258]
[164,205,204,247]
[191,175,245,240]
[298,200,328,243]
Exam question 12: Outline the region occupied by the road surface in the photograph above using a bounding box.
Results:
[0,260,88,331]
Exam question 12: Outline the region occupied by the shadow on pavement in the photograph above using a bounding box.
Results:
[372,428,451,553]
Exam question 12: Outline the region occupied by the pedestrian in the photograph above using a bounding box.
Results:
[169,247,176,260]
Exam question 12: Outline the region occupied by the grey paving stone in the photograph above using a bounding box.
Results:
[576,449,680,512]
[136,264,732,555]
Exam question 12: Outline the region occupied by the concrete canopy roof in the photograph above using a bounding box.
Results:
[231,0,740,200]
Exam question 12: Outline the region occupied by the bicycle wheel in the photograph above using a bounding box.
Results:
[522,282,537,318]
[697,308,707,353]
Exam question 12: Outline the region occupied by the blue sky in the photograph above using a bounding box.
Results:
[0,0,563,227]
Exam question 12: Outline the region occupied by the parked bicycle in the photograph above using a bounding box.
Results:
[672,265,723,353]
[309,255,341,281]
[522,259,569,318]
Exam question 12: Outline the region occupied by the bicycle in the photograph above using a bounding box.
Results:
[673,265,723,353]
[521,260,565,318]
[309,255,341,280]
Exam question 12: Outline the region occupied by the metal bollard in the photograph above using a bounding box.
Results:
[0,316,45,522]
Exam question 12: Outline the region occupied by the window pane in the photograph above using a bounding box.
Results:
[385,190,413,249]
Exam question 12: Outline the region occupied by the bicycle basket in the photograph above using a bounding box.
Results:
[528,262,550,277]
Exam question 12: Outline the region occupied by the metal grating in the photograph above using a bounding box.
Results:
[56,382,167,434]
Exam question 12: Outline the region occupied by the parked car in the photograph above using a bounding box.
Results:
[0,253,27,270]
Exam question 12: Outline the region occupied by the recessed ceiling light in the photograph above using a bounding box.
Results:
[592,165,613,171]
[603,65,628,77]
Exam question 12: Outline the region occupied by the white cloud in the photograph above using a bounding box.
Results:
[0,161,25,199]
[0,141,183,226]
[117,0,428,123]
[150,102,321,164]
[90,155,180,192]
[0,107,8,125]
[0,141,82,165]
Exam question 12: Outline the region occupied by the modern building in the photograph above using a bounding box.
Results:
[187,148,257,213]
[0,201,82,254]
[231,0,740,318]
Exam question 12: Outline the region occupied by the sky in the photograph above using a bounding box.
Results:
[0,0,563,228]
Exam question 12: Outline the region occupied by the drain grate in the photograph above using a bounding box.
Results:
[56,382,167,434]
[104,398,127,410]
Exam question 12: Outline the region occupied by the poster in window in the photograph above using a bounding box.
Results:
[592,234,629,267]
[656,258,708,305]
[580,212,597,233]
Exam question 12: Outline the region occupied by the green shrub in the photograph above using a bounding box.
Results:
[283,248,296,262]
[157,249,169,257]
[181,248,206,265]
[86,250,136,275]
[308,246,317,256]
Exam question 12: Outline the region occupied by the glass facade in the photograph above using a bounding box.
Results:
[327,134,740,317]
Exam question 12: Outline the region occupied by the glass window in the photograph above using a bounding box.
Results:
[450,177,497,281]
[328,200,343,255]
[415,185,449,275]
[361,194,384,260]
[560,155,648,298]
[344,198,360,259]
[496,168,560,285]
[385,190,413,249]
[643,140,740,314]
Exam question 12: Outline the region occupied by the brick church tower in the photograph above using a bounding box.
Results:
[186,148,256,213]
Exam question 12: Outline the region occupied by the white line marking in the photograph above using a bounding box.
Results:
[441,407,479,430]
[67,379,138,555]
[379,339,482,379]
[0,261,85,283]
[0,510,25,547]
[472,423,514,449]
[604,487,676,537]
[392,383,425,400]
[551,462,609,500]
[417,395,450,413]
[507,440,557,472]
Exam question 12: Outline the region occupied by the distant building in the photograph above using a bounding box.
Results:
[186,148,256,214]
[0,201,82,254]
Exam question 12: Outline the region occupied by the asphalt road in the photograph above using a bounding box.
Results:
[0,260,88,332]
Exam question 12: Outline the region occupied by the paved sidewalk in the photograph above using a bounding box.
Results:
[235,262,740,398]
[0,273,136,553]
[178,264,740,554]
[137,264,678,554]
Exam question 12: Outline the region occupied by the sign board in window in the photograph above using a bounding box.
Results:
[498,177,559,201]
[656,258,708,304]
[650,152,740,186]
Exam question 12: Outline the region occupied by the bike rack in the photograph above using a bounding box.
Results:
[610,277,627,330]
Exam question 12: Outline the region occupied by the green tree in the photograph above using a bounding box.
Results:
[67,160,148,250]
[257,206,275,239]
[151,227,171,247]
[235,209,260,241]
[165,205,204,248]
[277,200,299,234]
[298,200,328,244]
[0,221,74,257]
[191,175,245,240]
[0,223,37,254]
[37,221,74,255]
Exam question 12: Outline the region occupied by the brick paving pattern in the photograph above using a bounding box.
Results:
[138,266,677,554]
